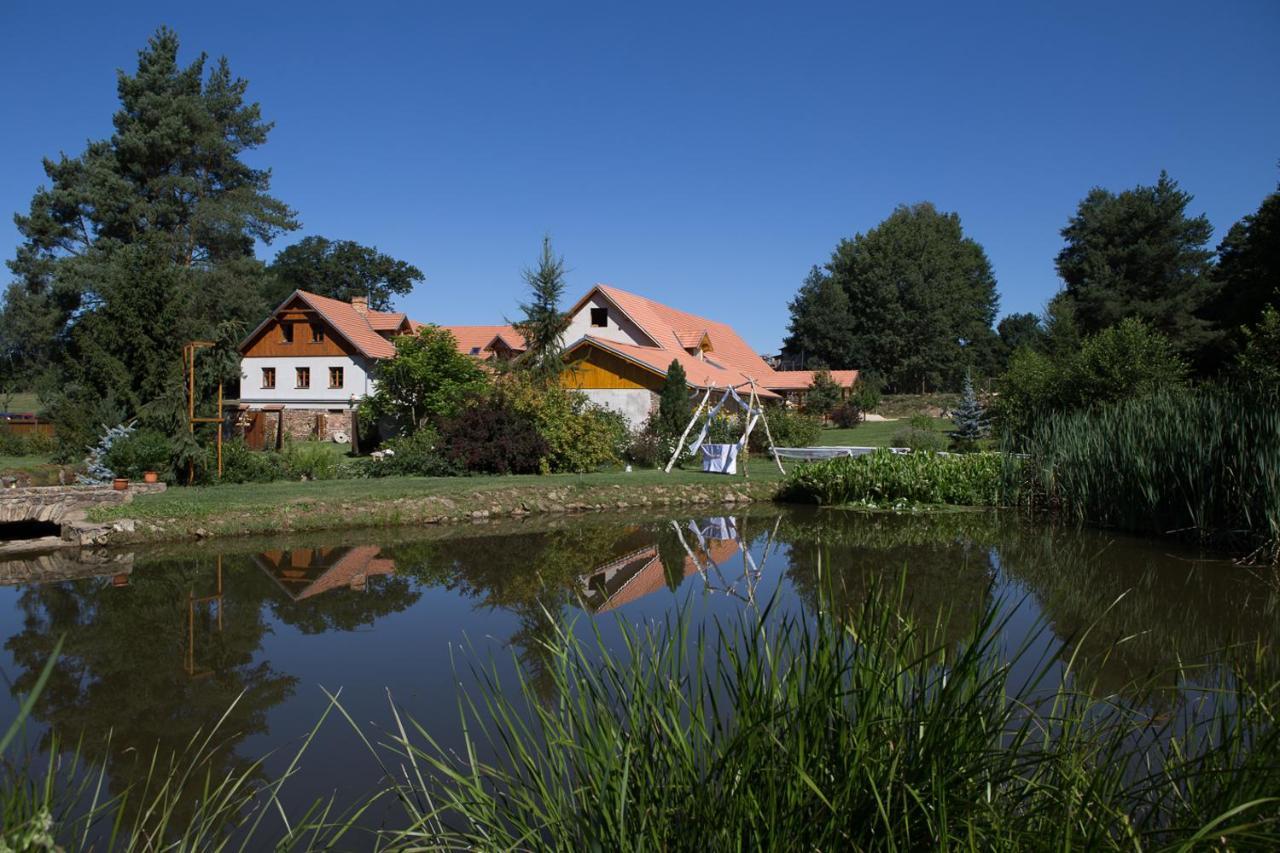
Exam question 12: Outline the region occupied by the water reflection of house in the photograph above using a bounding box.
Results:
[578,528,740,613]
[253,546,396,601]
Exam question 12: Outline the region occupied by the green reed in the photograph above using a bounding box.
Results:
[1014,386,1280,561]
[349,582,1279,850]
[776,448,1006,507]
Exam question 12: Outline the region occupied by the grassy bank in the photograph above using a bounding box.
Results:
[87,466,787,542]
[7,583,1277,849]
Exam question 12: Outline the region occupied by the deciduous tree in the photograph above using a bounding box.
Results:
[784,204,999,392]
[362,326,488,430]
[265,236,423,310]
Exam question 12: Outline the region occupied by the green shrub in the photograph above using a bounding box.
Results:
[282,441,342,481]
[369,428,460,477]
[890,417,947,451]
[994,318,1188,442]
[504,381,626,473]
[831,401,862,428]
[754,408,821,451]
[219,439,288,484]
[101,428,172,480]
[778,448,1006,506]
[625,427,667,468]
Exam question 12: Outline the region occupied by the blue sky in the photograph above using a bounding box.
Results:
[2,1,1277,351]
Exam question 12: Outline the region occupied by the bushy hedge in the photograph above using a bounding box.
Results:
[778,449,1006,507]
[219,439,353,483]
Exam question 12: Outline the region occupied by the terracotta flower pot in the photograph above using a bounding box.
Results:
[143,471,159,484]
[112,478,129,491]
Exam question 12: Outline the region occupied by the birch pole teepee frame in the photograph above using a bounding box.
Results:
[663,377,786,474]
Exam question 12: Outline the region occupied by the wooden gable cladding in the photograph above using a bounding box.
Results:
[563,343,663,391]
[241,308,355,356]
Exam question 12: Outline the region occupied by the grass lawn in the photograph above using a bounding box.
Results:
[0,453,57,473]
[817,417,952,448]
[92,464,788,524]
[1,392,41,414]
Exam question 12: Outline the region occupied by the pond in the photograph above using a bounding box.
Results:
[1,506,1276,837]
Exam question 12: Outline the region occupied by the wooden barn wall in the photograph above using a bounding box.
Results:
[562,347,663,391]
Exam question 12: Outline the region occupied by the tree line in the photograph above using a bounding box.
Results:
[783,172,1280,394]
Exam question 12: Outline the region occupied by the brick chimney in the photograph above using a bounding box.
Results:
[351,296,368,316]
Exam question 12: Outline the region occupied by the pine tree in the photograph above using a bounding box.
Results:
[951,372,986,448]
[656,360,691,438]
[1055,172,1217,366]
[513,236,570,382]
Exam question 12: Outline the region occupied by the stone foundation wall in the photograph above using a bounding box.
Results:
[280,409,352,442]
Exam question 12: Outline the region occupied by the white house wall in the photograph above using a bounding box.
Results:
[240,355,375,409]
[583,388,655,431]
[564,292,654,348]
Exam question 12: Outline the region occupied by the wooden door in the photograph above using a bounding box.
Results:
[244,411,265,450]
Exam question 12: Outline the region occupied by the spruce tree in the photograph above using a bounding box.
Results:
[513,236,570,382]
[656,360,691,438]
[2,27,296,449]
[951,372,986,448]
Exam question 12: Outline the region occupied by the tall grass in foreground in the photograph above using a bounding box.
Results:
[357,585,1280,850]
[1015,387,1280,561]
[777,448,1005,507]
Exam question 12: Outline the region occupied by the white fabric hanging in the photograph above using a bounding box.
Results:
[701,443,739,474]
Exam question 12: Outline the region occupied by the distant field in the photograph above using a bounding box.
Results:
[817,417,952,448]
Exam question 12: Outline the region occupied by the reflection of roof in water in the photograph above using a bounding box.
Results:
[580,536,741,614]
[253,546,395,601]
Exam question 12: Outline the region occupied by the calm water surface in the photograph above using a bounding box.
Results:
[1,506,1276,831]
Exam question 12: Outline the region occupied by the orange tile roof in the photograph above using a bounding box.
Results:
[443,325,527,358]
[567,337,781,398]
[565,285,858,395]
[366,311,409,332]
[765,369,860,391]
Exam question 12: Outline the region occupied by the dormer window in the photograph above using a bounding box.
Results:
[590,307,608,328]
[310,324,325,343]
[280,322,294,344]
[470,346,482,355]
